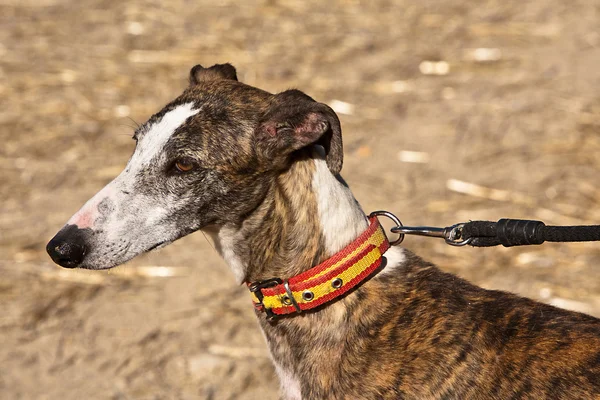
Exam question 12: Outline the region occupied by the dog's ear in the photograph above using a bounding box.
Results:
[189,63,238,85]
[256,90,343,174]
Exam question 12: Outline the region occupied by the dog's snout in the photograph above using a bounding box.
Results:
[46,225,89,268]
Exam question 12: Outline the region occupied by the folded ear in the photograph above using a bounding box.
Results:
[189,63,238,85]
[256,90,343,174]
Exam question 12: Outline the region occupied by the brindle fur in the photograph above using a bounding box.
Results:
[48,63,600,399]
[261,250,600,399]
[236,147,600,398]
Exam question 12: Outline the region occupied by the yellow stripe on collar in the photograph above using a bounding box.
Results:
[248,216,390,320]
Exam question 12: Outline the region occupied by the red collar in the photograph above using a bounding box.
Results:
[248,216,390,320]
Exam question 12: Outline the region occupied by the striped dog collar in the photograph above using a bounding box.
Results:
[248,215,390,321]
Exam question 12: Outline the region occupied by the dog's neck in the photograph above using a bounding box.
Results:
[207,149,407,399]
[209,148,368,284]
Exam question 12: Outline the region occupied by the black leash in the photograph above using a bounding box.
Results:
[458,219,600,247]
[371,212,600,248]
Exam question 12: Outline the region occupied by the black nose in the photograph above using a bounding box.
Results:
[46,225,89,268]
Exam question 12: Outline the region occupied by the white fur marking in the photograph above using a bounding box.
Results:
[204,226,247,283]
[379,245,406,276]
[274,363,302,400]
[311,153,406,275]
[67,183,116,228]
[131,102,200,168]
[312,157,367,255]
[68,103,199,230]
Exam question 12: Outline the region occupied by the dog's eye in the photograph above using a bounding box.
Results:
[174,158,195,173]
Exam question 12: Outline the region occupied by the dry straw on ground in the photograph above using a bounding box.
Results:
[1,0,599,398]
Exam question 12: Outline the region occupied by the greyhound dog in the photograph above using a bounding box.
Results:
[47,64,600,399]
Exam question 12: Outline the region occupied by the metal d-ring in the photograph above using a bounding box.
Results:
[369,210,405,246]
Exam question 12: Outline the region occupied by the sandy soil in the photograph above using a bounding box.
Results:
[1,0,599,399]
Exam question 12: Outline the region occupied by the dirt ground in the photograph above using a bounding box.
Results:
[1,0,600,399]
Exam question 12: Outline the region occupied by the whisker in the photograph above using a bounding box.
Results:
[127,116,141,129]
[201,231,218,255]
[118,122,138,131]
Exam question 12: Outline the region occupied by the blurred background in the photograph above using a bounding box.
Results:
[1,0,600,398]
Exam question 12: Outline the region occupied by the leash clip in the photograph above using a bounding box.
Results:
[370,210,472,247]
[391,223,472,246]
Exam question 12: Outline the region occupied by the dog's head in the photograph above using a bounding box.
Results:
[47,63,343,270]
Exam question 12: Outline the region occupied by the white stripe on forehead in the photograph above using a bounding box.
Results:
[131,102,200,167]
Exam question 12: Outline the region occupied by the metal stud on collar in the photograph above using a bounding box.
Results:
[331,277,343,289]
[302,290,314,301]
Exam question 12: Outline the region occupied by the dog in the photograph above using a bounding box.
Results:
[47,63,600,399]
